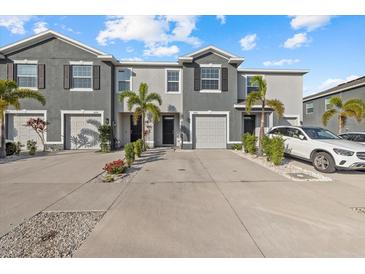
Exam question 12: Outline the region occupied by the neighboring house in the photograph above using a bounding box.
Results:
[0,30,308,150]
[303,76,365,133]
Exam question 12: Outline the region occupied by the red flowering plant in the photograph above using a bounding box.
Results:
[103,159,126,175]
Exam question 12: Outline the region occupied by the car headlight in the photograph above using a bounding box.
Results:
[333,148,354,156]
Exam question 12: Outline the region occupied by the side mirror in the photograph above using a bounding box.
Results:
[299,135,306,140]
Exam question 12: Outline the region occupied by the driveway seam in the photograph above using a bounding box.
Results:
[193,151,266,258]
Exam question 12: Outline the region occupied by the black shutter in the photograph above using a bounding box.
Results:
[64,65,70,89]
[7,63,15,81]
[38,64,45,89]
[194,67,200,91]
[221,67,228,91]
[93,65,100,90]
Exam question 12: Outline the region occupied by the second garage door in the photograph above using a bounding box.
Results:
[194,115,227,149]
[64,114,102,150]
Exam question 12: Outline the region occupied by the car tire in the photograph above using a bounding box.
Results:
[312,152,336,173]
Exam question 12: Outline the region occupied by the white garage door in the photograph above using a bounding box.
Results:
[64,114,101,150]
[6,113,45,150]
[194,115,227,148]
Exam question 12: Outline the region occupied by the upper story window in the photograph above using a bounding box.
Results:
[325,97,332,110]
[118,68,132,92]
[306,102,314,114]
[72,65,92,89]
[166,69,180,93]
[246,75,260,95]
[17,64,37,88]
[201,67,220,90]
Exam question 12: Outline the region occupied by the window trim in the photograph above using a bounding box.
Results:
[245,74,264,97]
[15,62,38,90]
[306,102,314,114]
[117,67,133,93]
[325,97,332,111]
[200,64,221,93]
[69,61,93,92]
[165,68,182,94]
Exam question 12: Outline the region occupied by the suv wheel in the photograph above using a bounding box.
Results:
[312,152,336,173]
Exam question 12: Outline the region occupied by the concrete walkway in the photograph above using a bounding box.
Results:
[75,149,365,257]
[0,150,125,237]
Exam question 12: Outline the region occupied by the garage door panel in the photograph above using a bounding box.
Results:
[65,114,101,150]
[194,115,227,149]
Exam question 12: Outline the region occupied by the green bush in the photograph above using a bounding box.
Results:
[124,143,135,167]
[5,142,16,156]
[261,136,272,160]
[270,136,285,165]
[98,123,112,152]
[133,139,143,157]
[231,143,242,150]
[242,133,257,154]
[26,140,37,156]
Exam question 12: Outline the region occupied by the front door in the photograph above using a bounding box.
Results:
[243,115,256,135]
[130,115,142,142]
[162,116,174,145]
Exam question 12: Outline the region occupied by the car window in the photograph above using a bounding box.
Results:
[340,134,349,140]
[269,128,288,136]
[287,128,303,139]
[354,134,365,142]
[302,127,339,139]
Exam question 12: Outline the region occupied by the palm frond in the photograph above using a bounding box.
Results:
[13,89,46,106]
[250,76,267,97]
[145,92,162,105]
[322,108,337,126]
[343,103,364,121]
[267,99,285,117]
[127,96,142,111]
[118,90,136,103]
[146,103,161,122]
[139,83,148,102]
[329,96,342,109]
[245,91,262,114]
[339,112,347,129]
[132,107,142,125]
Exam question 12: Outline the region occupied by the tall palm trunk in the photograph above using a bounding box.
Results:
[0,113,6,158]
[338,115,342,134]
[258,99,266,155]
[141,111,145,143]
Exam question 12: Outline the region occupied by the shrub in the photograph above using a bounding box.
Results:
[26,140,37,156]
[98,122,112,152]
[6,142,16,156]
[231,143,242,150]
[103,174,115,183]
[133,139,143,157]
[270,136,285,165]
[124,143,135,167]
[242,133,257,154]
[15,141,23,155]
[25,118,48,152]
[261,136,272,160]
[103,159,126,174]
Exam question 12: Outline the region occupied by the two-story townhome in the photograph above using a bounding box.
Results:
[0,30,308,150]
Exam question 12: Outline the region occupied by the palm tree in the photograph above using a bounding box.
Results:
[245,76,285,155]
[0,80,46,158]
[119,82,162,144]
[322,96,365,134]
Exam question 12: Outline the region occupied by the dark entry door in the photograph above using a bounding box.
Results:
[243,115,256,135]
[130,115,142,142]
[163,116,174,145]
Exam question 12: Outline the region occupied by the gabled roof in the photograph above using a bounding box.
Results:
[0,30,117,63]
[304,76,365,102]
[178,45,244,65]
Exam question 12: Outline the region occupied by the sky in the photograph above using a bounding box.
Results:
[0,15,364,96]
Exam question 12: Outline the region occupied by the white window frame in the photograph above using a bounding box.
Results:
[69,61,93,92]
[245,74,264,97]
[325,97,332,111]
[165,68,181,94]
[200,64,221,93]
[306,102,314,114]
[14,60,38,90]
[117,67,133,93]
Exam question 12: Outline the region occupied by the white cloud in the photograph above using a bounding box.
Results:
[0,16,32,34]
[144,45,179,57]
[121,57,143,61]
[239,34,257,51]
[318,75,359,91]
[263,58,300,67]
[96,15,201,56]
[33,21,48,34]
[126,47,134,53]
[54,23,81,34]
[290,15,333,32]
[216,15,226,24]
[283,32,309,49]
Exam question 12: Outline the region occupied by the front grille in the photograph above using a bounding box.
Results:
[356,152,365,160]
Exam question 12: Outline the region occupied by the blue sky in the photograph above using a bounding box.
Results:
[0,15,364,96]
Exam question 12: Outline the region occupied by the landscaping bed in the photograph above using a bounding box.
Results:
[0,211,105,258]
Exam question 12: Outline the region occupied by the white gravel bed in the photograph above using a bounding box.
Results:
[0,211,105,258]
[233,150,332,182]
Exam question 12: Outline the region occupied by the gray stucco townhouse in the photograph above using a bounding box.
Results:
[0,30,308,150]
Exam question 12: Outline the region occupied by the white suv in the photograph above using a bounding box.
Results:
[268,126,365,173]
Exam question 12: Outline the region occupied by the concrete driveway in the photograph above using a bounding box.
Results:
[76,149,365,257]
[0,150,125,237]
